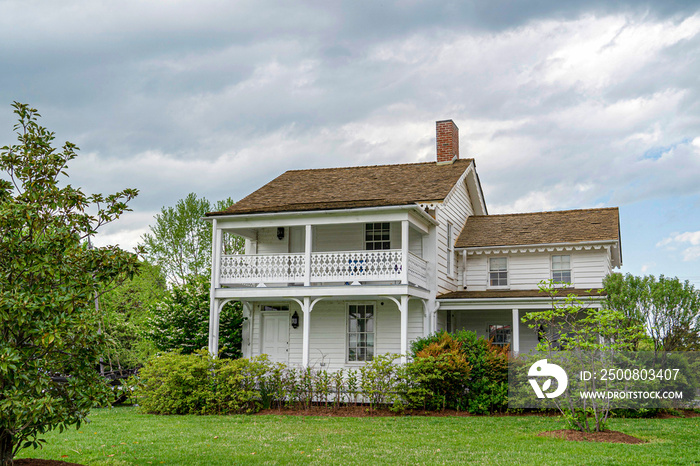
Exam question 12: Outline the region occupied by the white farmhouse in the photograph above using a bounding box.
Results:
[205,120,622,369]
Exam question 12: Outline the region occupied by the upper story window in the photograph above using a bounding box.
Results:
[348,303,375,362]
[489,257,508,287]
[365,223,390,250]
[552,255,571,284]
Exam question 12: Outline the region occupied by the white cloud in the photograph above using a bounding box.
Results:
[657,231,700,261]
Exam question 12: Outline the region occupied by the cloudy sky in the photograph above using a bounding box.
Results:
[1,0,699,285]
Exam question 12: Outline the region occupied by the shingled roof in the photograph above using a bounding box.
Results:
[208,158,474,216]
[455,207,620,248]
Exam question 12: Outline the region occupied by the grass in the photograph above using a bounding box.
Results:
[18,407,700,465]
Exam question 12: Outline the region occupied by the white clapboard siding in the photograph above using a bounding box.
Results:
[256,227,289,254]
[249,299,424,371]
[572,249,609,289]
[254,222,408,255]
[313,224,363,252]
[436,173,474,295]
[409,227,423,257]
[465,250,612,291]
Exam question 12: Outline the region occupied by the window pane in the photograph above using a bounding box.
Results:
[490,258,507,271]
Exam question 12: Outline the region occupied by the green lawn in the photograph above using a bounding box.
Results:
[18,407,700,465]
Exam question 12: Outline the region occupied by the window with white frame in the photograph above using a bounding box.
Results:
[488,324,511,347]
[348,304,375,362]
[551,255,571,284]
[489,257,508,287]
[365,223,391,250]
[446,223,454,276]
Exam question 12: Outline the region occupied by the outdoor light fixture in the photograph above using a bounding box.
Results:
[277,227,285,240]
[291,311,299,329]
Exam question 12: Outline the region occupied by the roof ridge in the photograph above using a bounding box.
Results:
[473,206,618,218]
[284,158,474,174]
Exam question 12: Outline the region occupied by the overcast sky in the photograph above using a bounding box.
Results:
[1,0,699,285]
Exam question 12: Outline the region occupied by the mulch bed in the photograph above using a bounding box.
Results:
[14,460,84,466]
[538,429,646,444]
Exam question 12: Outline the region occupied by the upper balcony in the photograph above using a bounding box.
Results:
[219,248,429,289]
[208,207,436,294]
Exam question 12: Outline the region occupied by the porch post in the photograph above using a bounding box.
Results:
[304,224,312,286]
[400,295,409,363]
[401,220,409,285]
[302,297,311,366]
[512,308,520,354]
[208,218,219,357]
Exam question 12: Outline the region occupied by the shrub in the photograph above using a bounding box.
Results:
[136,350,214,415]
[211,356,270,414]
[359,354,401,409]
[409,330,509,414]
[403,333,472,410]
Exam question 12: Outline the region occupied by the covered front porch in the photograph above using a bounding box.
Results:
[208,285,431,368]
[437,289,606,354]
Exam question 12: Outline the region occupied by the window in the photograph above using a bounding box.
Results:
[348,304,375,362]
[552,255,571,284]
[446,223,453,276]
[261,304,290,312]
[488,324,511,347]
[489,257,508,287]
[365,223,391,250]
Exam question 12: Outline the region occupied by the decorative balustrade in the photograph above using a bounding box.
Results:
[407,252,429,289]
[219,249,429,287]
[309,250,403,283]
[220,253,305,284]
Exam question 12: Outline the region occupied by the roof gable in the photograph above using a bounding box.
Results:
[455,207,620,248]
[209,158,474,216]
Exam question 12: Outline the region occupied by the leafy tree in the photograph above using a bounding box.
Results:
[140,194,243,285]
[147,274,244,359]
[604,273,700,352]
[99,261,167,370]
[0,103,139,465]
[521,280,645,432]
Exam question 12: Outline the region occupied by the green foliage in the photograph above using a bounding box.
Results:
[408,330,509,414]
[358,354,401,409]
[604,273,700,352]
[147,274,244,359]
[521,280,647,432]
[135,351,269,415]
[401,333,472,411]
[0,102,140,464]
[99,261,167,370]
[140,193,244,285]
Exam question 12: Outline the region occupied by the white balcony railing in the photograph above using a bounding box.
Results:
[310,250,402,283]
[220,253,305,283]
[407,252,429,289]
[219,249,429,288]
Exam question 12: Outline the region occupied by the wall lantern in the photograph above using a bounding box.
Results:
[291,311,299,329]
[277,227,285,240]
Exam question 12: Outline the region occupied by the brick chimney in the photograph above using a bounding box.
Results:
[436,119,459,164]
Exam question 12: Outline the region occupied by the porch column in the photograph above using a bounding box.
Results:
[209,300,220,356]
[401,220,409,285]
[302,297,311,366]
[512,308,520,354]
[304,224,312,286]
[400,295,409,363]
[208,218,220,357]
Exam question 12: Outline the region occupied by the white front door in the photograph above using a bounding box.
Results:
[262,313,289,363]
